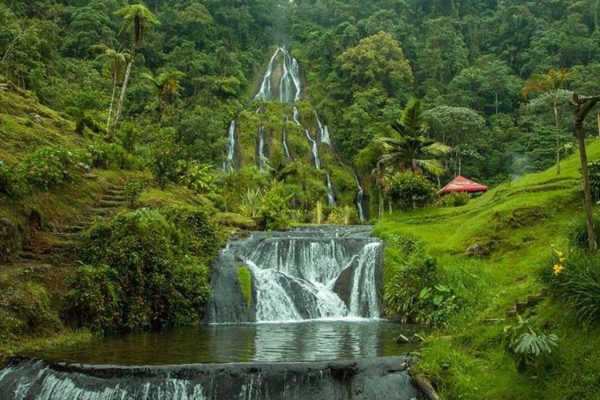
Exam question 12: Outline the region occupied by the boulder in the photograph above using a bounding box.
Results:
[332,265,354,307]
[466,243,486,257]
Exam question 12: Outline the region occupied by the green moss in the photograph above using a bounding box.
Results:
[237,265,253,308]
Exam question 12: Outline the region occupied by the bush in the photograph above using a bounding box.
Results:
[180,161,216,194]
[566,213,600,250]
[149,130,184,189]
[64,265,122,331]
[540,250,600,325]
[258,183,291,230]
[437,192,470,207]
[123,178,145,208]
[70,208,216,332]
[0,161,25,197]
[385,172,435,209]
[85,141,127,168]
[20,146,81,189]
[383,236,461,326]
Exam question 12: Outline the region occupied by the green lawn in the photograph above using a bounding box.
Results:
[375,140,600,400]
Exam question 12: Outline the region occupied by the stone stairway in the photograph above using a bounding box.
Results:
[18,182,128,264]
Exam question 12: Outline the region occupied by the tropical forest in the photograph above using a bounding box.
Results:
[1,0,600,399]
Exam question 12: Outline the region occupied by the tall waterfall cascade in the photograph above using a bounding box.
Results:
[223,47,368,221]
[208,226,382,323]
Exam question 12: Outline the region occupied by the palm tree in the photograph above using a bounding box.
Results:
[141,69,185,119]
[112,4,160,133]
[93,45,129,133]
[377,99,451,176]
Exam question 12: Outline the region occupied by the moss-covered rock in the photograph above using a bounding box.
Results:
[237,265,253,308]
[0,216,20,264]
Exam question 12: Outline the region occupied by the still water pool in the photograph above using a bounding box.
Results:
[27,320,417,365]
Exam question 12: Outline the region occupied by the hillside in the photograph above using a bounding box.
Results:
[375,141,600,399]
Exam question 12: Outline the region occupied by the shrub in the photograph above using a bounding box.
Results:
[540,250,600,325]
[180,161,216,194]
[566,213,600,251]
[123,178,145,208]
[71,208,216,332]
[383,237,461,326]
[385,172,435,209]
[86,141,127,168]
[64,265,122,331]
[149,130,184,189]
[258,183,291,230]
[437,192,469,207]
[20,146,81,189]
[0,161,26,197]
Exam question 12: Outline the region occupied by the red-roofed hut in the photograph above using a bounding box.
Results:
[438,176,488,196]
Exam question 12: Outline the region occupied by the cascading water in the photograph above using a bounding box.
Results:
[254,48,281,102]
[223,120,237,172]
[304,129,321,170]
[354,174,367,222]
[282,128,291,161]
[326,174,336,207]
[208,226,382,323]
[258,125,267,169]
[321,125,331,145]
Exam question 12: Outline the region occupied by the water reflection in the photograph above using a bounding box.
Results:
[28,321,417,366]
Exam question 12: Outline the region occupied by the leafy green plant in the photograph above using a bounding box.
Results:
[238,188,262,218]
[504,316,559,370]
[540,251,600,325]
[180,161,215,194]
[86,141,127,168]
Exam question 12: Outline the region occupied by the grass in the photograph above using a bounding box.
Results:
[375,140,600,400]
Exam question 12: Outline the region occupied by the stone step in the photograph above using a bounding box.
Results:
[102,194,127,202]
[105,189,126,196]
[59,225,90,233]
[98,200,124,208]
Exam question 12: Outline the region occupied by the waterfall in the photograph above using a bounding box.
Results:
[223,120,237,172]
[280,50,302,104]
[321,125,331,145]
[258,126,266,169]
[293,106,301,125]
[304,129,320,170]
[291,57,302,101]
[354,174,366,223]
[326,174,336,207]
[254,48,281,102]
[282,129,291,161]
[0,357,419,400]
[208,226,382,323]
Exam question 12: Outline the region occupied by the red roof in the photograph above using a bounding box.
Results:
[438,176,488,195]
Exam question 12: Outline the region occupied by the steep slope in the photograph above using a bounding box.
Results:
[375,141,600,399]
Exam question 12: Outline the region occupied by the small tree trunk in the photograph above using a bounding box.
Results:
[597,112,600,138]
[576,130,596,252]
[112,59,134,137]
[106,75,117,133]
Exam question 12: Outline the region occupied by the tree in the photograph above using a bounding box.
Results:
[141,69,185,119]
[570,93,600,252]
[112,4,159,134]
[522,69,571,174]
[339,31,413,96]
[94,45,128,133]
[377,99,451,176]
[424,106,485,176]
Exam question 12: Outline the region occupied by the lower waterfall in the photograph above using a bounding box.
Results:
[208,226,382,323]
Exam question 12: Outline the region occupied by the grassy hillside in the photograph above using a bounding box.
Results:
[375,141,600,399]
[0,87,236,359]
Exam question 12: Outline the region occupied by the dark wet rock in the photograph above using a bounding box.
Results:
[0,356,419,400]
[333,265,354,307]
